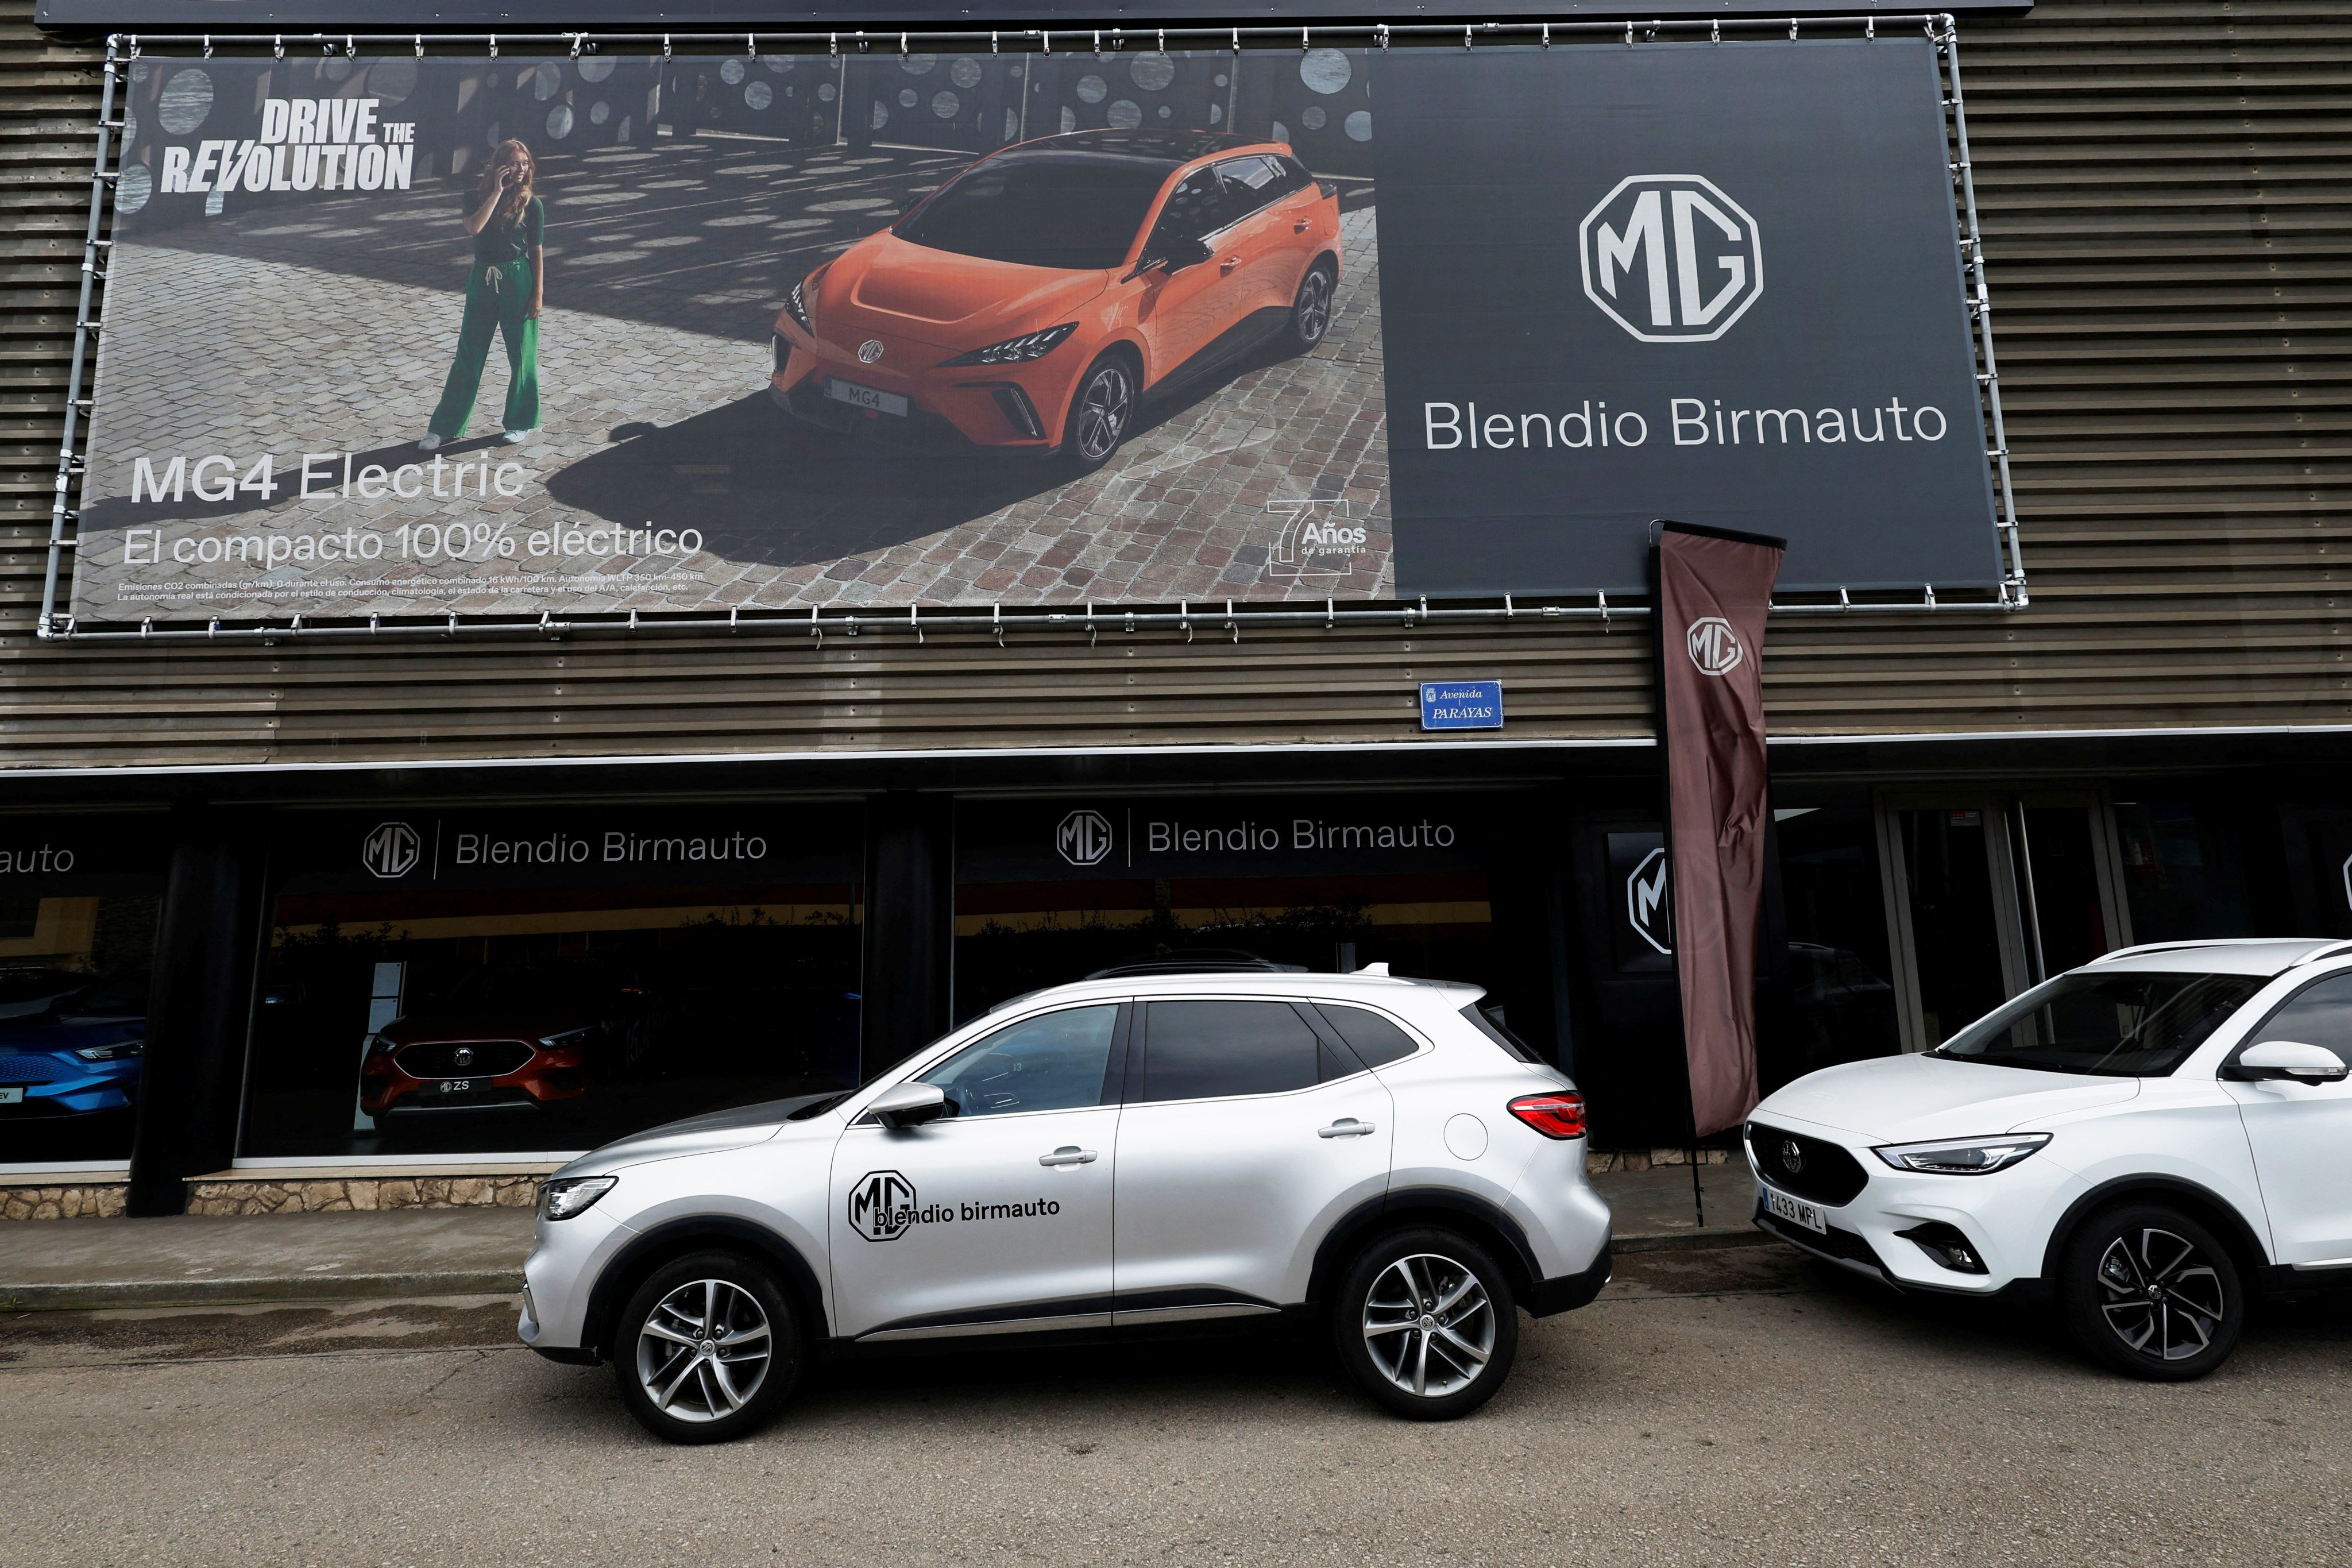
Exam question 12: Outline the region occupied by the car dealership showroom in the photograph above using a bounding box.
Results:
[2,0,2349,1560]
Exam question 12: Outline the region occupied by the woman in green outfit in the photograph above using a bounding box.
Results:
[419,139,544,450]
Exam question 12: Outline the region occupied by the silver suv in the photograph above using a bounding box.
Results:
[518,967,1613,1442]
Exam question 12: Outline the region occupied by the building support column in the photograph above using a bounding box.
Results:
[859,791,955,1084]
[126,805,269,1216]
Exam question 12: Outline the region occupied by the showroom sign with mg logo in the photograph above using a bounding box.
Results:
[1379,39,2002,599]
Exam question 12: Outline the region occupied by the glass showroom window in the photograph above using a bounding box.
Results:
[952,795,1520,1028]
[0,817,167,1169]
[242,808,862,1160]
[1772,792,1902,1079]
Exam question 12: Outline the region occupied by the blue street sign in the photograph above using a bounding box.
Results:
[1420,681,1504,731]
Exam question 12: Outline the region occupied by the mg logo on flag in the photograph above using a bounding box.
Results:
[1056,809,1115,867]
[1686,617,1747,677]
[361,821,422,879]
[1579,175,1763,343]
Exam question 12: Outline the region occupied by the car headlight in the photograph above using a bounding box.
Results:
[364,1032,398,1056]
[73,1038,143,1062]
[1873,1133,2051,1175]
[943,323,1078,367]
[539,1175,616,1221]
[782,273,817,334]
[538,1026,594,1049]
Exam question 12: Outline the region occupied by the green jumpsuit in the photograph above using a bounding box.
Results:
[427,194,543,439]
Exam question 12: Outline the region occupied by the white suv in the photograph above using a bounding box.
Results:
[518,967,1612,1441]
[1747,938,2352,1380]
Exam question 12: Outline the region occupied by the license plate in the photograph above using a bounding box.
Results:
[431,1079,476,1095]
[824,377,908,417]
[1762,1184,1828,1234]
[0,1087,21,1105]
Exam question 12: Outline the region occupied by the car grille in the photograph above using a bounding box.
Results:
[1757,1210,1886,1271]
[393,1041,534,1080]
[0,1054,57,1083]
[1746,1122,1870,1206]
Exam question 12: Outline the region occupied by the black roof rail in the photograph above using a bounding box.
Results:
[1083,948,1307,981]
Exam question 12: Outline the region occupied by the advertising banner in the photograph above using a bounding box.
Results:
[75,39,1996,625]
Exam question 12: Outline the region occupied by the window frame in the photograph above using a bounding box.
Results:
[1307,998,1433,1072]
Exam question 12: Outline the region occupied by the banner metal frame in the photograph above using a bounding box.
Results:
[42,11,2024,646]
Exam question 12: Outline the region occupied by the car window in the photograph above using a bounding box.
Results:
[917,1003,1121,1117]
[1150,168,1229,249]
[1140,999,1321,1102]
[1932,970,2266,1076]
[2246,972,2352,1053]
[1214,156,1286,221]
[893,154,1171,270]
[1316,1003,1422,1068]
[1459,1003,1542,1064]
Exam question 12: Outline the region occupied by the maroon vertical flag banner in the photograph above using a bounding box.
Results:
[1655,521,1786,1138]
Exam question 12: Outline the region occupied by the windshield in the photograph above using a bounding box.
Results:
[893,155,1169,269]
[1932,969,2265,1076]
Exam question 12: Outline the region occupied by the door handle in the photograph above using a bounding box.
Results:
[1318,1118,1377,1138]
[1220,256,1241,273]
[1293,219,1310,233]
[1039,1146,1098,1166]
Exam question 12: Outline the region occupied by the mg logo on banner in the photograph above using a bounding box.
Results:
[1627,847,1674,955]
[1579,175,1763,343]
[1056,809,1115,867]
[361,821,422,879]
[1686,616,1747,677]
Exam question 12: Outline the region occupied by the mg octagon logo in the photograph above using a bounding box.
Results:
[1056,809,1115,867]
[1686,617,1747,677]
[847,1170,918,1242]
[361,821,422,879]
[1579,175,1763,343]
[1628,847,1674,956]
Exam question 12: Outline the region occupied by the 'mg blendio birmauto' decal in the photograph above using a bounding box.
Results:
[847,1170,1062,1243]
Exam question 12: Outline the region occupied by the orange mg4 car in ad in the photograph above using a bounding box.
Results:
[770,129,1342,472]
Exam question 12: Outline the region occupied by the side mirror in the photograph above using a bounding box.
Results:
[867,1080,950,1129]
[1161,235,1214,272]
[2230,1040,2351,1084]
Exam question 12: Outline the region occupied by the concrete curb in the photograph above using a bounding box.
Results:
[1613,1228,1778,1256]
[0,1270,523,1311]
[0,1230,1780,1311]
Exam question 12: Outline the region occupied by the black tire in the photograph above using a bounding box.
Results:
[2058,1204,2244,1381]
[612,1250,803,1443]
[1331,1227,1519,1420]
[1060,352,1137,474]
[1281,260,1336,354]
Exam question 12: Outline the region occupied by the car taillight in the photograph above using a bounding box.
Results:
[1508,1092,1587,1140]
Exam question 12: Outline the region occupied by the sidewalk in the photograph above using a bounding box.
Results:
[0,1157,1766,1311]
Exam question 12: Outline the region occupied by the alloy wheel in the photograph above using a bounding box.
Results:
[1361,1252,1495,1398]
[634,1277,774,1423]
[1073,362,1133,462]
[1295,268,1333,344]
[2094,1226,2227,1363]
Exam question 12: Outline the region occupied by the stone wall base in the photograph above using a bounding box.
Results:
[184,1174,544,1216]
[1585,1147,1736,1176]
[0,1184,129,1220]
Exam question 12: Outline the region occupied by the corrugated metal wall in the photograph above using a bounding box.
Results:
[0,0,2344,770]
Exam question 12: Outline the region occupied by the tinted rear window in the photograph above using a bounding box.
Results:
[1140,999,1319,1101]
[894,155,1168,269]
[1459,1003,1542,1063]
[1317,1003,1422,1068]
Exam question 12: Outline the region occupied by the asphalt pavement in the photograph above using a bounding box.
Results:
[6,1243,2350,1567]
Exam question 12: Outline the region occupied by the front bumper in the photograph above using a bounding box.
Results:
[1747,1115,2081,1296]
[0,1064,140,1117]
[769,329,1081,455]
[517,1199,638,1355]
